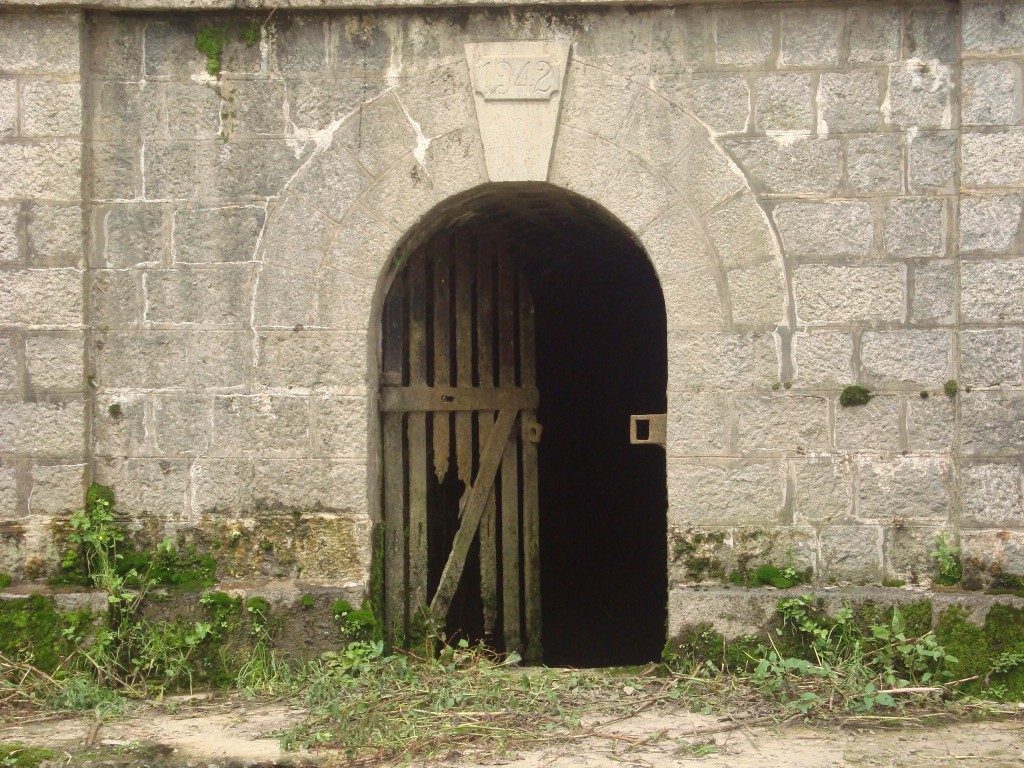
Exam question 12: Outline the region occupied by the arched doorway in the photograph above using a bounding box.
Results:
[378,183,668,667]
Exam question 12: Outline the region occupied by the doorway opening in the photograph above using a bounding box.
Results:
[378,183,667,667]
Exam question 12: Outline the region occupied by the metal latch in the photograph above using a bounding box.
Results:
[629,414,666,446]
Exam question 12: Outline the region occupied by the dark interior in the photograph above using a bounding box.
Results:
[520,206,668,668]
[403,183,668,667]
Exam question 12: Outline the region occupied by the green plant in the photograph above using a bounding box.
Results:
[240,19,262,47]
[235,597,291,697]
[195,25,229,75]
[107,402,122,418]
[944,379,958,397]
[51,486,217,695]
[747,596,959,715]
[195,20,263,76]
[931,534,963,586]
[0,572,10,589]
[333,600,379,643]
[729,564,810,590]
[839,385,872,407]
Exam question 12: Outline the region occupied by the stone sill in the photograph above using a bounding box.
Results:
[669,584,1024,641]
[0,0,832,11]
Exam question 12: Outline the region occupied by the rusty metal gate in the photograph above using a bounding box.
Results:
[379,226,541,661]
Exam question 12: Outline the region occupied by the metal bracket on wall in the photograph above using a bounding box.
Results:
[629,414,666,446]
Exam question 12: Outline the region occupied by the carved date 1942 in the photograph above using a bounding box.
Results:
[475,57,560,101]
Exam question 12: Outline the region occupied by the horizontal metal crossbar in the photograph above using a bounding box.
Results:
[380,385,539,412]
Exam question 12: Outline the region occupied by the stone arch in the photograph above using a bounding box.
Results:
[250,51,791,598]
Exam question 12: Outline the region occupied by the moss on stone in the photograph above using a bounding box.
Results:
[195,25,229,75]
[240,20,262,47]
[245,596,271,617]
[663,623,762,672]
[0,594,93,672]
[0,742,56,768]
[840,384,872,407]
[902,600,934,636]
[728,564,811,589]
[852,600,933,638]
[935,604,1024,698]
[333,599,379,642]
[671,530,727,582]
[988,572,1024,598]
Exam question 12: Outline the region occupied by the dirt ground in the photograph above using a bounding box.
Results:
[2,699,1023,767]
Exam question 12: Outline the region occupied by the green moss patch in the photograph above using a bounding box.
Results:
[728,564,811,590]
[840,385,872,407]
[935,604,1024,698]
[0,742,56,768]
[0,594,93,672]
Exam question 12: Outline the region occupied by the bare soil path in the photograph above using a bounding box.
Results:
[2,699,1022,767]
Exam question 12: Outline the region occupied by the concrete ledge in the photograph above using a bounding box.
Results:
[669,585,1024,640]
[1,579,366,658]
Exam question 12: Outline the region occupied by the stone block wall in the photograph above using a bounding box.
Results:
[0,1,1022,610]
[670,0,1023,592]
[84,11,368,586]
[0,10,86,580]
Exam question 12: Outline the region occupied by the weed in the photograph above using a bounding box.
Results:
[107,402,122,418]
[745,596,959,714]
[234,596,292,697]
[0,572,10,589]
[839,385,872,407]
[932,534,963,586]
[944,379,958,398]
[332,600,379,642]
[30,487,216,697]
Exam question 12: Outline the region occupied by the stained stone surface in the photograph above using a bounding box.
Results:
[0,2,1023,633]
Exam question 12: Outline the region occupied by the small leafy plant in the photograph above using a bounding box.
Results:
[931,534,962,587]
[745,596,959,715]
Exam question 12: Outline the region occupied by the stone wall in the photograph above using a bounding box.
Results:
[0,2,1023,624]
[0,10,86,579]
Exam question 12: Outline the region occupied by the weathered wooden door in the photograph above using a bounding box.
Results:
[380,226,542,661]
